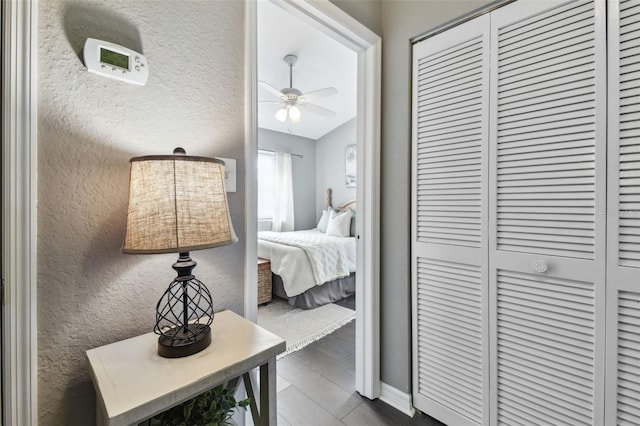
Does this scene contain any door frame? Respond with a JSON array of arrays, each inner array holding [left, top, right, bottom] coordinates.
[[244, 0, 382, 399], [1, 0, 38, 424]]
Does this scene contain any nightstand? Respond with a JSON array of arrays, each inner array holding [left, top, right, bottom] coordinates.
[[258, 258, 272, 305], [87, 310, 285, 426]]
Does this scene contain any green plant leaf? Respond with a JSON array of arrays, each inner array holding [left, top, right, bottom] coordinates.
[[204, 399, 218, 421], [150, 384, 247, 426], [182, 398, 195, 420], [196, 393, 208, 406]]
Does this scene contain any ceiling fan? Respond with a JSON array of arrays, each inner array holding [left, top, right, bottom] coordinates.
[[259, 54, 337, 123]]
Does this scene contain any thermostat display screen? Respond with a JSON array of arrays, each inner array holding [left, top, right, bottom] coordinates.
[[100, 48, 129, 70]]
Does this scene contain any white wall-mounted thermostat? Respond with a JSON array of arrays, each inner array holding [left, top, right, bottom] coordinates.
[[83, 38, 149, 86]]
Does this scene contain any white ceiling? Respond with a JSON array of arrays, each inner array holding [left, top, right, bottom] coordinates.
[[257, 1, 357, 140]]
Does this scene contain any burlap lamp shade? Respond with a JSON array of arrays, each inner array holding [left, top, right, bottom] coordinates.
[[123, 154, 236, 253]]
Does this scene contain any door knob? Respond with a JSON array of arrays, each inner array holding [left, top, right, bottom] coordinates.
[[532, 260, 548, 273]]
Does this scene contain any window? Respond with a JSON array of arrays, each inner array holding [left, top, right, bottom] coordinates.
[[257, 150, 275, 219]]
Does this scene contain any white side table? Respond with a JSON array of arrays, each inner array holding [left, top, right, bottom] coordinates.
[[87, 310, 285, 426]]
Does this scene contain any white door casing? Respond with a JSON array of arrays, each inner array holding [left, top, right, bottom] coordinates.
[[2, 0, 38, 424]]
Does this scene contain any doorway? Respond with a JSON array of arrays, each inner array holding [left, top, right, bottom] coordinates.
[[244, 0, 381, 399], [254, 0, 358, 365]]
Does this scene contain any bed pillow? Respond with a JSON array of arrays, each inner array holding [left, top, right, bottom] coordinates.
[[317, 209, 331, 232], [326, 210, 351, 237]]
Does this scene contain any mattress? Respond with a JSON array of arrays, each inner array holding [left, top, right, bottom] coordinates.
[[257, 229, 356, 297]]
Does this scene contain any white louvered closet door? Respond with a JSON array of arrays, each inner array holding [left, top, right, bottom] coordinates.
[[606, 1, 640, 424], [489, 1, 606, 425], [411, 15, 489, 426]]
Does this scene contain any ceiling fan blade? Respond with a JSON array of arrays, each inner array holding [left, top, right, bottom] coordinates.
[[258, 100, 284, 105], [299, 103, 337, 117], [259, 81, 286, 100], [299, 87, 337, 102]]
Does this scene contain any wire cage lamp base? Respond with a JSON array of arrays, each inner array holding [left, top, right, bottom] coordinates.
[[155, 252, 214, 358]]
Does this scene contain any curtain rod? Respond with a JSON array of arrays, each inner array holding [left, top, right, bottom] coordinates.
[[258, 148, 303, 159]]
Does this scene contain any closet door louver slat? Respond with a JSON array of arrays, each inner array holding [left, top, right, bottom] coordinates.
[[606, 1, 640, 425], [490, 1, 606, 425], [412, 14, 489, 426], [497, 271, 595, 425], [495, 1, 597, 260], [615, 292, 640, 426], [415, 35, 484, 247], [416, 259, 483, 425], [618, 0, 640, 268]]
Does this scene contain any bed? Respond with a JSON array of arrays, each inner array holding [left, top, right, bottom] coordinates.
[[258, 194, 356, 309]]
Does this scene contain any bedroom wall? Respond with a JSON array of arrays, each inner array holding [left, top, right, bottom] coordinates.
[[330, 0, 495, 394], [37, 1, 245, 423], [258, 128, 317, 230], [315, 117, 357, 217], [330, 0, 382, 36]]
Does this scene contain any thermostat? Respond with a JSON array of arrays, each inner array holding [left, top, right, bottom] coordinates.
[[83, 38, 149, 86]]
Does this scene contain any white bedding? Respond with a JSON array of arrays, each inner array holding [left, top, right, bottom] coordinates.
[[257, 229, 356, 297]]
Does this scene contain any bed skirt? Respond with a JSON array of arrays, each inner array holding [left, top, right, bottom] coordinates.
[[272, 272, 355, 310]]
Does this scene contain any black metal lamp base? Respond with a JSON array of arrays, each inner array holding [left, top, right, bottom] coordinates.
[[157, 324, 212, 358], [154, 252, 215, 358]]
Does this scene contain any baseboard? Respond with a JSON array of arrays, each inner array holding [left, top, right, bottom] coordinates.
[[379, 382, 416, 418]]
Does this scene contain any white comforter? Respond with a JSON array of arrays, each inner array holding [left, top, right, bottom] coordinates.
[[257, 229, 356, 297]]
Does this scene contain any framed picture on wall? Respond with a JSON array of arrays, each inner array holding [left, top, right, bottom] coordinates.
[[345, 144, 356, 188]]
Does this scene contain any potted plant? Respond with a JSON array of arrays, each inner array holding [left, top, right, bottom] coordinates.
[[149, 384, 250, 426]]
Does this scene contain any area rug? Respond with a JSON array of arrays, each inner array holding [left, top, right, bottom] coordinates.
[[257, 298, 355, 358]]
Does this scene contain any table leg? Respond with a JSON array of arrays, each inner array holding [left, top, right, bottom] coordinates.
[[96, 399, 107, 426], [260, 358, 277, 426], [243, 371, 260, 423]]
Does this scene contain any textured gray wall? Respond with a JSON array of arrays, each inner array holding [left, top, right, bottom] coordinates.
[[258, 128, 317, 230], [37, 1, 245, 423], [315, 118, 357, 216], [330, 0, 494, 394]]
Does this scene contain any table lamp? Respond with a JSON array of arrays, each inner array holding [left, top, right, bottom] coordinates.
[[122, 147, 237, 358]]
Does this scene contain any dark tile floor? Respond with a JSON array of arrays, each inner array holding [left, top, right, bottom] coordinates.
[[275, 296, 444, 426]]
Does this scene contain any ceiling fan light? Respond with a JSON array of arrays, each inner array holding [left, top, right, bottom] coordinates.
[[289, 105, 301, 123], [275, 107, 288, 122]]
